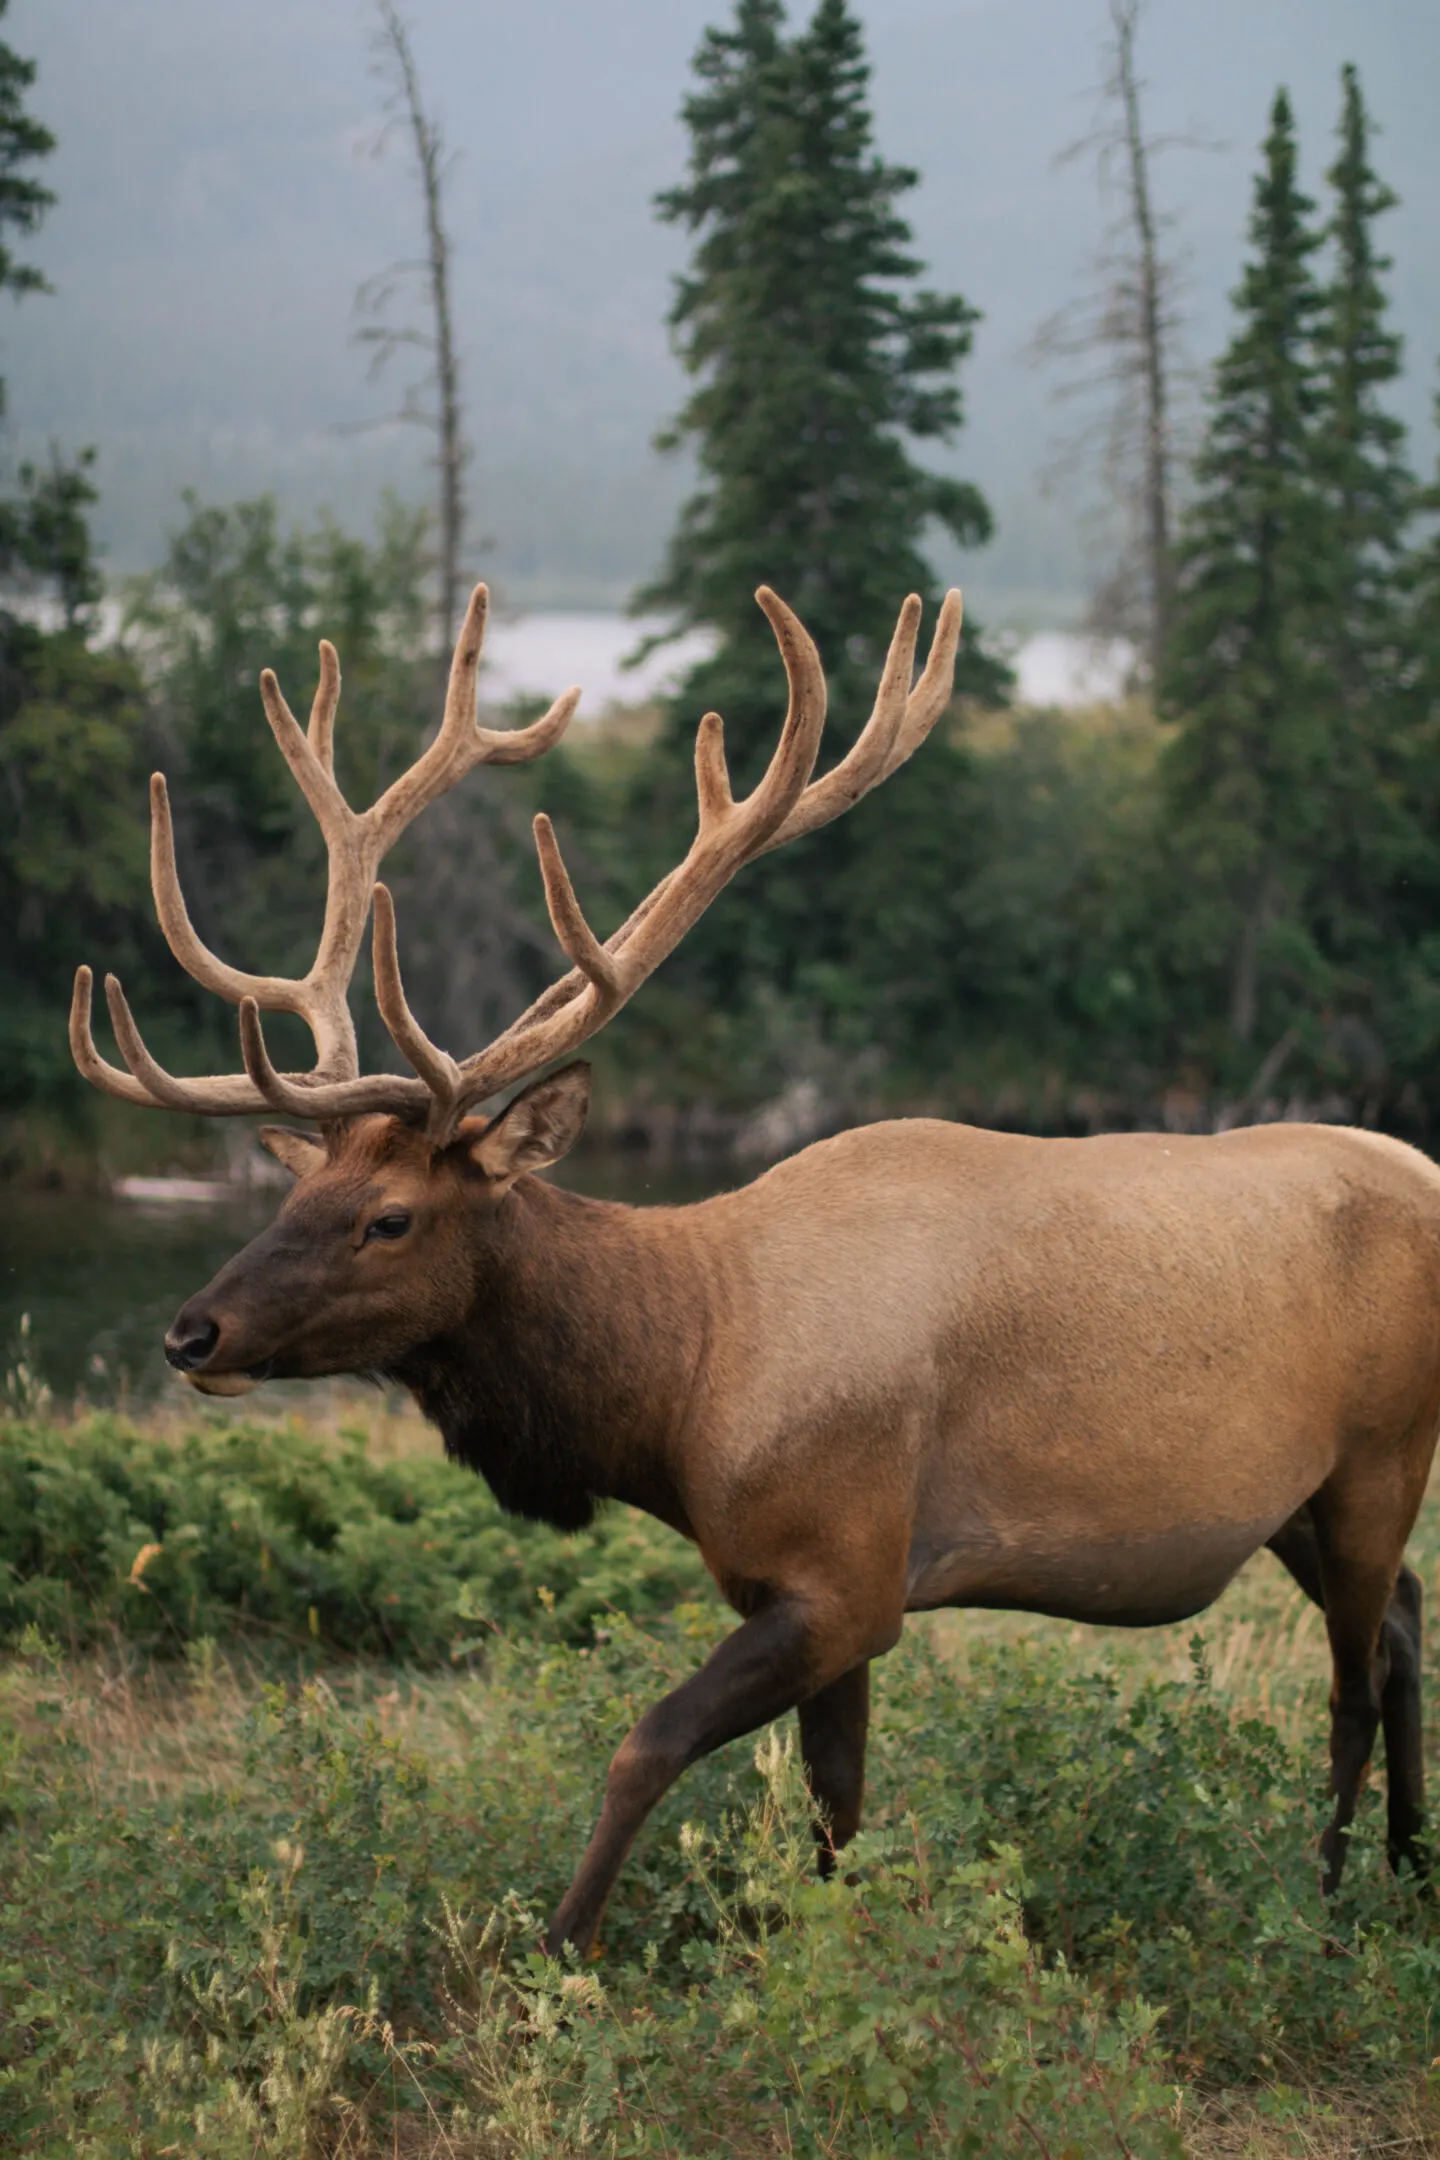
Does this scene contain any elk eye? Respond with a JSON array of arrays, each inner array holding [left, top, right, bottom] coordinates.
[[365, 1211, 412, 1243]]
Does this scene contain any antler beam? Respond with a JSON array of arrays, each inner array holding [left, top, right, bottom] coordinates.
[[72, 583, 963, 1139], [73, 584, 576, 1119]]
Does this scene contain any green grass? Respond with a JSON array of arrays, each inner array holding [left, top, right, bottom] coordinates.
[[1, 1410, 1438, 2157]]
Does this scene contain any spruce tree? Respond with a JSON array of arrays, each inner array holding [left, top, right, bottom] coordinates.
[[1313, 64, 1413, 699], [640, 0, 1003, 778], [621, 0, 1002, 1096], [0, 0, 54, 339], [1294, 65, 1430, 1062], [1159, 90, 1330, 1058]]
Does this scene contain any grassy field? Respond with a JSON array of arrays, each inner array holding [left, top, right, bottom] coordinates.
[[1, 1399, 1438, 2157]]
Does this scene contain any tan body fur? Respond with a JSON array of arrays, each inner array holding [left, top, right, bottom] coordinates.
[[165, 1102, 1437, 1952], [73, 583, 1434, 1956], [506, 1116, 1440, 1651]]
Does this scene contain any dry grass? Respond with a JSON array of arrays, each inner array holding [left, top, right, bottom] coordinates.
[[1186, 2082, 1440, 2159], [6, 1432, 1439, 2157]]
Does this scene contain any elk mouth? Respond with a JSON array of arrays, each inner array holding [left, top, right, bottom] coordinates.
[[181, 1358, 275, 1398]]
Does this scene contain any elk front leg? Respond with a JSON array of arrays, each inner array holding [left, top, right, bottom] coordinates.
[[798, 1661, 870, 1871], [544, 1599, 882, 1958]]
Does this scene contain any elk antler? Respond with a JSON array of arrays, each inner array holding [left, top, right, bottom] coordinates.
[[72, 583, 963, 1139]]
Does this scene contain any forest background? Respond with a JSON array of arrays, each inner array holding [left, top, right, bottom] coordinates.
[[3, 0, 1440, 1179]]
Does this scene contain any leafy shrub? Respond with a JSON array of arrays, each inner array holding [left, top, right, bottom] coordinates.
[[2, 1612, 1438, 2154], [486, 1734, 1183, 2158], [869, 1634, 1440, 2084], [0, 1412, 713, 1661]]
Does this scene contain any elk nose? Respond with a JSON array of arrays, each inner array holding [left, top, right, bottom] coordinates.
[[164, 1313, 220, 1372]]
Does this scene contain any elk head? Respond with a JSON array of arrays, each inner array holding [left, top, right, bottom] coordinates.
[[71, 582, 963, 1396]]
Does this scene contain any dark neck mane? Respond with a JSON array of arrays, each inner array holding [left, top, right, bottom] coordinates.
[[390, 1177, 704, 1535]]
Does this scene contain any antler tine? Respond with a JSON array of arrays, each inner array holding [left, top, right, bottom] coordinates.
[[236, 994, 430, 1122], [70, 967, 166, 1109], [532, 817, 624, 1004], [258, 667, 352, 839], [693, 713, 735, 831], [308, 639, 341, 777], [371, 883, 463, 1106], [149, 773, 311, 1015], [365, 584, 582, 856], [757, 588, 961, 856], [736, 588, 827, 838], [102, 974, 263, 1113], [891, 585, 964, 766], [435, 586, 827, 1123]]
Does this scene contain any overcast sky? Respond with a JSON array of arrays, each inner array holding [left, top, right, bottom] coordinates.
[[6, 0, 1438, 626]]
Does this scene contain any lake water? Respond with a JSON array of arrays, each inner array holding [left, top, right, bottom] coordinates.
[[479, 613, 1133, 713], [0, 1159, 729, 1410]]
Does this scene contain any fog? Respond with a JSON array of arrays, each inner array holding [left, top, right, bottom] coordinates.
[[7, 0, 1438, 625]]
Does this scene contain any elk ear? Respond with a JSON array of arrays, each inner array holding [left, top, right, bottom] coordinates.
[[470, 1062, 591, 1183], [259, 1126, 328, 1180]]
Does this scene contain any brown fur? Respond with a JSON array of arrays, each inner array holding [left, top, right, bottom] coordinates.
[[163, 1084, 1439, 1953]]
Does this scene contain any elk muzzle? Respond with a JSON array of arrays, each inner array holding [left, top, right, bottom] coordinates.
[[164, 1306, 264, 1396]]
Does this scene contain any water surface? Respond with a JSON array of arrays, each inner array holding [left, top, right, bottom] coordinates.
[[0, 1157, 729, 1409]]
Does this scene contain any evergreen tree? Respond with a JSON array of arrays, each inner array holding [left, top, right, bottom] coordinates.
[[1159, 90, 1331, 1060], [621, 0, 1003, 1097], [641, 0, 1004, 776], [1292, 65, 1432, 1082], [1313, 64, 1413, 699], [0, 0, 53, 330]]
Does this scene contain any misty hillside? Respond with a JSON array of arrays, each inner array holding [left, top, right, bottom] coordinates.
[[6, 0, 1437, 624]]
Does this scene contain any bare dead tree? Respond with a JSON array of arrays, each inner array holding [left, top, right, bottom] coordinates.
[[355, 1, 468, 661], [1032, 0, 1213, 682]]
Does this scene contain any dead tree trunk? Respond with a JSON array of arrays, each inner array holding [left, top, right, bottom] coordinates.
[[1111, 0, 1172, 677], [361, 2, 468, 662], [1031, 0, 1205, 682]]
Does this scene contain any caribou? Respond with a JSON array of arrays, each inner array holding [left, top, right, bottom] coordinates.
[[72, 584, 1433, 1955]]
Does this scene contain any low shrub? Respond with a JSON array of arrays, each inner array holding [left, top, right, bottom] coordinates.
[[2, 1614, 1437, 2154], [0, 1412, 713, 1661]]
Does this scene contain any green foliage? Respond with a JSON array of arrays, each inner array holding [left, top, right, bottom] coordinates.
[[498, 1740, 1182, 2158], [644, 0, 1002, 756], [623, 0, 1012, 1102], [0, 0, 54, 325], [1158, 90, 1332, 1067], [2, 1596, 1437, 2154], [1155, 74, 1440, 1111], [1314, 64, 1414, 691], [0, 1413, 714, 1661], [0, 620, 159, 1110]]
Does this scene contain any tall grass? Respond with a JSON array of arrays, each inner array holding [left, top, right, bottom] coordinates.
[[1, 1411, 1438, 2156]]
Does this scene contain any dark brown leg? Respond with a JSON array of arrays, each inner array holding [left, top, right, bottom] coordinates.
[[1379, 1564, 1426, 1877], [1270, 1489, 1427, 1892], [544, 1599, 889, 1957], [798, 1661, 870, 1872]]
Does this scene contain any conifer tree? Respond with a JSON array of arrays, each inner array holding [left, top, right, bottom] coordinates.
[[0, 0, 53, 329], [641, 0, 1003, 780], [1291, 65, 1430, 1050], [1313, 64, 1413, 701], [619, 0, 1004, 1094], [1159, 90, 1330, 1056]]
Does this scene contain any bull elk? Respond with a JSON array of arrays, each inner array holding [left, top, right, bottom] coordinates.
[[72, 583, 1433, 1955]]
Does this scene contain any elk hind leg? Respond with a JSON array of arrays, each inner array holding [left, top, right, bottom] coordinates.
[[1269, 1510, 1427, 1881], [798, 1661, 870, 1873]]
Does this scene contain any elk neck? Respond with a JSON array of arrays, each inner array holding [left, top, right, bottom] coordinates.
[[389, 1174, 711, 1537]]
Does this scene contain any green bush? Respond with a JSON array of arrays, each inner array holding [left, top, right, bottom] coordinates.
[[1, 1615, 1437, 2153], [0, 1412, 713, 1661]]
